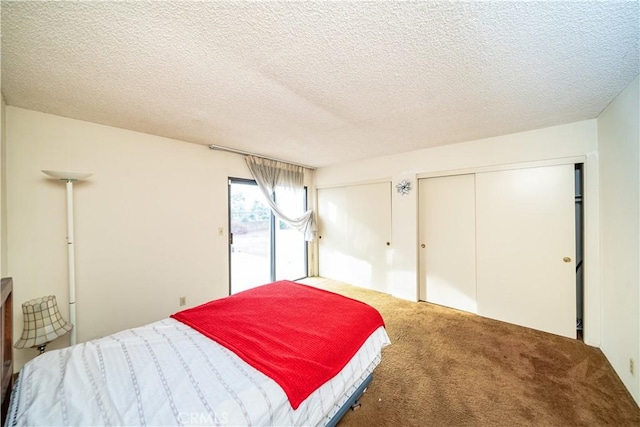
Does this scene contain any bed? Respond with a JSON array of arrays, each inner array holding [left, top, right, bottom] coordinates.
[[5, 280, 390, 426]]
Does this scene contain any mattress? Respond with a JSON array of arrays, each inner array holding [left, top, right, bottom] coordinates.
[[8, 318, 390, 426]]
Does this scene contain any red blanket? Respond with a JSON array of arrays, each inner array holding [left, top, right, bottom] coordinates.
[[171, 281, 385, 409]]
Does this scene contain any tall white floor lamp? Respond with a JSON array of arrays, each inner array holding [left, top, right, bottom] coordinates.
[[42, 170, 92, 346]]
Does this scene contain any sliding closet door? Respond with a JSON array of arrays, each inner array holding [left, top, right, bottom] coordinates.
[[317, 187, 349, 283], [317, 182, 392, 292], [346, 182, 392, 292], [418, 174, 477, 313], [476, 165, 576, 338]]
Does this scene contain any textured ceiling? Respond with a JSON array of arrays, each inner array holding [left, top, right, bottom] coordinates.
[[1, 1, 638, 168]]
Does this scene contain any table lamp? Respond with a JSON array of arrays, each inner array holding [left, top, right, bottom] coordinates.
[[14, 295, 73, 354]]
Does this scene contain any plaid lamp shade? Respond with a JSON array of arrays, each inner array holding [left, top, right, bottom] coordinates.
[[14, 295, 73, 349]]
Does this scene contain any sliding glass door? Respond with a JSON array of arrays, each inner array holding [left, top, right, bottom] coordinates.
[[229, 178, 307, 294], [229, 179, 271, 293], [274, 186, 307, 281]]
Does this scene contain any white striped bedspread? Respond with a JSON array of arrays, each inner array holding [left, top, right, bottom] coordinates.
[[8, 318, 391, 426]]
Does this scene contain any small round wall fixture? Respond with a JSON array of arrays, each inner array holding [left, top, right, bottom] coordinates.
[[396, 179, 411, 195]]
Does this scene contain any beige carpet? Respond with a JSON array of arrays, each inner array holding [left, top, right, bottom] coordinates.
[[299, 278, 640, 426]]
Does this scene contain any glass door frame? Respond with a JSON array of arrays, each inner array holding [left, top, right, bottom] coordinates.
[[228, 177, 308, 295]]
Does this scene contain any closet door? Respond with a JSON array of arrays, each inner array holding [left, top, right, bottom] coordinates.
[[476, 165, 576, 338], [317, 187, 349, 283], [418, 174, 477, 313], [345, 182, 392, 292], [317, 182, 392, 292]]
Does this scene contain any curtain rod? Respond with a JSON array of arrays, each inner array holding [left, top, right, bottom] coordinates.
[[208, 144, 316, 170]]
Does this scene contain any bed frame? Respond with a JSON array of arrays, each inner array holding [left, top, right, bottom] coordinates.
[[327, 373, 372, 427], [1, 277, 13, 427]]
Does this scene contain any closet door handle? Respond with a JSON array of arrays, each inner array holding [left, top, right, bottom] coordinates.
[[563, 257, 571, 263], [421, 244, 426, 248]]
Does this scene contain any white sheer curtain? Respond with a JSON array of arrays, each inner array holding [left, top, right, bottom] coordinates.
[[245, 156, 316, 241]]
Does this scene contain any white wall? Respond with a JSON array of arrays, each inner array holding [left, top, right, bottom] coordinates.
[[316, 120, 601, 346], [1, 96, 7, 276], [6, 107, 254, 370], [598, 75, 640, 404]]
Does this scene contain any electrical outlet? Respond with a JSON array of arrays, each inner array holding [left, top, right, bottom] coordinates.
[[630, 358, 635, 375], [179, 296, 186, 306]]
